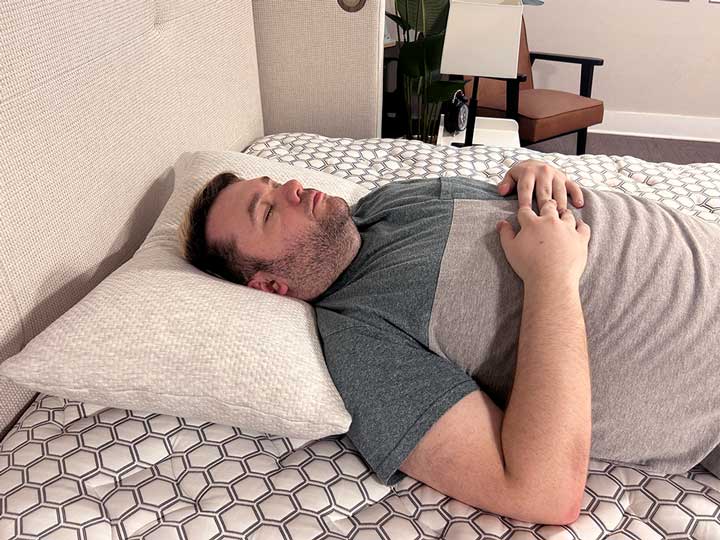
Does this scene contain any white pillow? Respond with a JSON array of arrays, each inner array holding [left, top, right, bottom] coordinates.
[[0, 150, 370, 439]]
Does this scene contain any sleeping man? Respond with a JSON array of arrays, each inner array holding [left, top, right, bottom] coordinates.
[[179, 159, 720, 526]]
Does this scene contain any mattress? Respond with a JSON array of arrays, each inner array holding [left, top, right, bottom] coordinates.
[[1, 134, 719, 539]]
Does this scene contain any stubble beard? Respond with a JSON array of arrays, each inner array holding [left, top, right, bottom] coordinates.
[[270, 197, 358, 299]]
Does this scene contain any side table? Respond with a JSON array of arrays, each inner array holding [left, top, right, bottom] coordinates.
[[436, 114, 521, 148]]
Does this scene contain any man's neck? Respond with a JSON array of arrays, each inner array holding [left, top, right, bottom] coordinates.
[[307, 229, 362, 303]]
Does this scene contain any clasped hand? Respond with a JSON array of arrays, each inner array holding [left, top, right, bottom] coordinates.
[[496, 160, 591, 286]]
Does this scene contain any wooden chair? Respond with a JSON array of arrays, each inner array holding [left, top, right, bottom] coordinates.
[[465, 17, 604, 155]]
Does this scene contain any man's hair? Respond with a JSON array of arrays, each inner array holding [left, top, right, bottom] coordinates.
[[178, 172, 270, 285]]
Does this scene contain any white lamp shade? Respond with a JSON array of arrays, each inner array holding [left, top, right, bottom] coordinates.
[[440, 0, 524, 79]]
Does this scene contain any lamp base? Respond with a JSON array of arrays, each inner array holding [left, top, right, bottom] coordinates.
[[463, 76, 481, 146], [451, 142, 479, 148]]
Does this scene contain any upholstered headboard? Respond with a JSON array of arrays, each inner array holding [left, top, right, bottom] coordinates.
[[0, 0, 383, 437]]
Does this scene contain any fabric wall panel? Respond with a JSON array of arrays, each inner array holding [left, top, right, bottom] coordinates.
[[0, 0, 264, 437], [253, 0, 383, 140]]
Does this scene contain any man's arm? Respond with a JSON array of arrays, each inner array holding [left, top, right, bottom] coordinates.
[[498, 198, 592, 517], [502, 277, 591, 519], [400, 199, 591, 525]]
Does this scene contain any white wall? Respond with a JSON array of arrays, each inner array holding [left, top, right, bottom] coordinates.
[[522, 0, 720, 142]]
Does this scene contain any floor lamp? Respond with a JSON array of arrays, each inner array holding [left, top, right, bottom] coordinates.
[[440, 0, 528, 147]]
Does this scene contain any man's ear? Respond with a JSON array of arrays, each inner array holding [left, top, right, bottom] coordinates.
[[247, 272, 289, 296]]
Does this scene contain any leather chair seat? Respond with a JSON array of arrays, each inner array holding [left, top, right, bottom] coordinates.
[[476, 88, 604, 143]]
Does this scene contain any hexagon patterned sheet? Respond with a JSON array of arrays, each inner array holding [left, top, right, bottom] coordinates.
[[1, 133, 720, 540]]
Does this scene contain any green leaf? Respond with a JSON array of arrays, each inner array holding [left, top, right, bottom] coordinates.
[[396, 0, 449, 34], [398, 40, 424, 78], [423, 32, 446, 72], [427, 80, 467, 103], [385, 12, 410, 32], [428, 1, 450, 35], [398, 32, 446, 78]]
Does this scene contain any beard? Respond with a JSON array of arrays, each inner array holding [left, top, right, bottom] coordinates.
[[266, 197, 358, 299]]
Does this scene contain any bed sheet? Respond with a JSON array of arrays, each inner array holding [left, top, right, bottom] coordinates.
[[1, 134, 719, 540]]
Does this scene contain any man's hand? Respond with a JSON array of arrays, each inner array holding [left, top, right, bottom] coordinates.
[[496, 199, 591, 287], [499, 160, 584, 212]]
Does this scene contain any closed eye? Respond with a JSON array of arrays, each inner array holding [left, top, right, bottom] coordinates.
[[265, 206, 273, 222]]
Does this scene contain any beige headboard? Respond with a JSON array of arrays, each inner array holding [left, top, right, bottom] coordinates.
[[0, 0, 383, 437]]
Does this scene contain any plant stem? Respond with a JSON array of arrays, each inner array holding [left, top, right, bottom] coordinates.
[[415, 0, 420, 36], [431, 102, 439, 141], [423, 66, 429, 141], [404, 76, 413, 139]]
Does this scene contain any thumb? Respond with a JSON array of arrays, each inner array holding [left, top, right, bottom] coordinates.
[[496, 220, 515, 247]]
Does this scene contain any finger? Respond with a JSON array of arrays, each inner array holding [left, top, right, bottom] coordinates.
[[517, 206, 537, 228], [539, 199, 559, 218], [533, 169, 554, 211], [516, 173, 535, 210], [567, 181, 584, 208], [577, 217, 591, 239], [498, 171, 516, 196], [559, 207, 576, 227], [553, 175, 568, 212], [496, 220, 516, 249]]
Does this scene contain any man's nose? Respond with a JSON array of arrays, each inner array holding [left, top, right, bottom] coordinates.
[[282, 179, 304, 205]]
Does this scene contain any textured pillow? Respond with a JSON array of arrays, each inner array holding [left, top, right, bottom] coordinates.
[[0, 150, 370, 439]]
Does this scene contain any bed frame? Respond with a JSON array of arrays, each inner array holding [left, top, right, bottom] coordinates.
[[0, 0, 384, 438]]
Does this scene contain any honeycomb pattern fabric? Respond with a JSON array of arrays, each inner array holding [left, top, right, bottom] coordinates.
[[2, 135, 720, 538], [1, 396, 719, 539]]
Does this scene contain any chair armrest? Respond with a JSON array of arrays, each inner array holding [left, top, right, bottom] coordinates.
[[530, 53, 604, 99], [485, 74, 528, 84], [530, 52, 604, 67]]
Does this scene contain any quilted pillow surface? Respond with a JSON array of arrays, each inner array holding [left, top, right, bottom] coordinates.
[[0, 150, 371, 438]]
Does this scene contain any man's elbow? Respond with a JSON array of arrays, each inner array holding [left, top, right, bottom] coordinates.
[[527, 472, 586, 525], [549, 445, 589, 524], [527, 491, 582, 526], [556, 496, 583, 525], [549, 476, 586, 525], [498, 474, 585, 525]]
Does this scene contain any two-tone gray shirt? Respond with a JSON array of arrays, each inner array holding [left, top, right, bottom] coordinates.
[[313, 176, 720, 486]]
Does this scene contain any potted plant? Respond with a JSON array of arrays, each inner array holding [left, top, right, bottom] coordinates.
[[387, 0, 467, 143]]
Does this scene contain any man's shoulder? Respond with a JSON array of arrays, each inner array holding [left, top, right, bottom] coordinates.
[[353, 177, 443, 213], [353, 176, 512, 216], [313, 304, 360, 338], [313, 305, 433, 361]]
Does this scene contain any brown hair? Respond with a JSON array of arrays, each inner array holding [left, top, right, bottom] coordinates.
[[178, 172, 268, 285]]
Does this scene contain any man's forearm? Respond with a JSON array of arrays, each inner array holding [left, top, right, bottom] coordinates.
[[501, 279, 591, 512]]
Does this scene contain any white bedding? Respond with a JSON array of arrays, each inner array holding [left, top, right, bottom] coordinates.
[[1, 133, 719, 539]]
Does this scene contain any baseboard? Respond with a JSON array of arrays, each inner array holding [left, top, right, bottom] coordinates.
[[589, 110, 720, 143]]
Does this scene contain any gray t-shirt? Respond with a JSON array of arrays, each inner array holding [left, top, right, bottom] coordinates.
[[314, 176, 720, 486]]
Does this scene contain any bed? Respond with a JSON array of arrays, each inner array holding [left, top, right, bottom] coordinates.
[[1, 2, 719, 539]]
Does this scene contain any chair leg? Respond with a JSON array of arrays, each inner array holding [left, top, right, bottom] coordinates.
[[577, 128, 588, 155]]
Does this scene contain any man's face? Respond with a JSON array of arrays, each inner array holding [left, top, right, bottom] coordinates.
[[205, 176, 358, 299]]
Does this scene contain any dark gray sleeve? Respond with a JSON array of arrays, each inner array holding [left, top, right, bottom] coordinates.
[[321, 325, 479, 486]]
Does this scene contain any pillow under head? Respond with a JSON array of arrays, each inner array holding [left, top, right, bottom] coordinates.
[[0, 150, 370, 439]]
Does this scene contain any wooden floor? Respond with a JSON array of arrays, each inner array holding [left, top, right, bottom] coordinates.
[[527, 132, 720, 165]]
